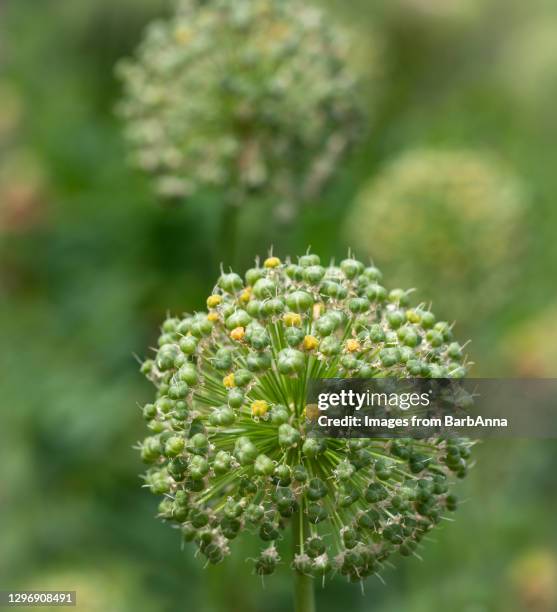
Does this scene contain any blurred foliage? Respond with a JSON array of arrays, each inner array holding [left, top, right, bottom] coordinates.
[[0, 0, 556, 611]]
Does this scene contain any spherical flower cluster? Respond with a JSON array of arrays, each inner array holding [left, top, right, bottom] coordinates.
[[344, 148, 524, 324], [138, 252, 472, 581], [117, 0, 363, 205]]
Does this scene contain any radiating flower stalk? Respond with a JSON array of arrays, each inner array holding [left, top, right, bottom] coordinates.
[[117, 0, 364, 264], [138, 252, 473, 611]]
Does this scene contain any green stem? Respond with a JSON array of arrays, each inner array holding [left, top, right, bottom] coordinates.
[[292, 510, 316, 612]]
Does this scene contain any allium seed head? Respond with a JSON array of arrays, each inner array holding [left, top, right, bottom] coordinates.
[[117, 0, 364, 207], [139, 251, 473, 579], [345, 148, 525, 324]]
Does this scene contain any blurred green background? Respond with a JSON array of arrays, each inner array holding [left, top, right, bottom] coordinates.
[[1, 0, 556, 610]]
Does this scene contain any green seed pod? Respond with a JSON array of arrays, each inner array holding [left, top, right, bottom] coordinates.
[[366, 283, 388, 302], [314, 316, 336, 337], [234, 436, 257, 465], [302, 437, 326, 458], [285, 327, 305, 348], [307, 503, 328, 524], [168, 382, 189, 400], [189, 456, 209, 480], [286, 265, 304, 281], [245, 504, 265, 524], [340, 258, 364, 279], [319, 336, 342, 356], [213, 450, 232, 475], [255, 546, 280, 576], [246, 267, 264, 287], [189, 432, 209, 455], [214, 348, 233, 371], [270, 405, 289, 425], [246, 300, 264, 318], [141, 436, 162, 463], [293, 553, 313, 574], [338, 483, 360, 508], [306, 536, 326, 558], [307, 478, 328, 501], [254, 454, 275, 476], [278, 423, 301, 448], [277, 349, 305, 375], [259, 522, 280, 542], [262, 298, 285, 316], [224, 515, 246, 536], [168, 458, 188, 480], [157, 346, 179, 371], [218, 273, 243, 294], [246, 351, 272, 373], [253, 278, 276, 299], [286, 291, 313, 312], [142, 403, 156, 421], [304, 265, 326, 284], [190, 315, 213, 338], [225, 309, 252, 330], [342, 527, 359, 549], [292, 465, 308, 482], [233, 369, 253, 387], [274, 464, 292, 486], [227, 388, 244, 409], [165, 435, 185, 458], [299, 254, 321, 267], [179, 336, 198, 355], [247, 330, 270, 350], [209, 406, 235, 427]]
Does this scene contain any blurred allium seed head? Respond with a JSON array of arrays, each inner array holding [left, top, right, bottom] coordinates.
[[139, 252, 472, 580], [345, 148, 525, 325], [117, 0, 364, 207]]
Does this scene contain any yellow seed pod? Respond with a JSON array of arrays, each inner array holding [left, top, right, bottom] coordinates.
[[230, 327, 245, 341], [264, 256, 281, 269], [345, 339, 361, 353], [207, 294, 222, 308], [207, 312, 220, 323], [406, 309, 421, 324], [283, 312, 302, 327], [303, 335, 319, 351], [239, 287, 252, 304], [304, 403, 320, 421], [223, 373, 235, 388], [251, 400, 269, 417]]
